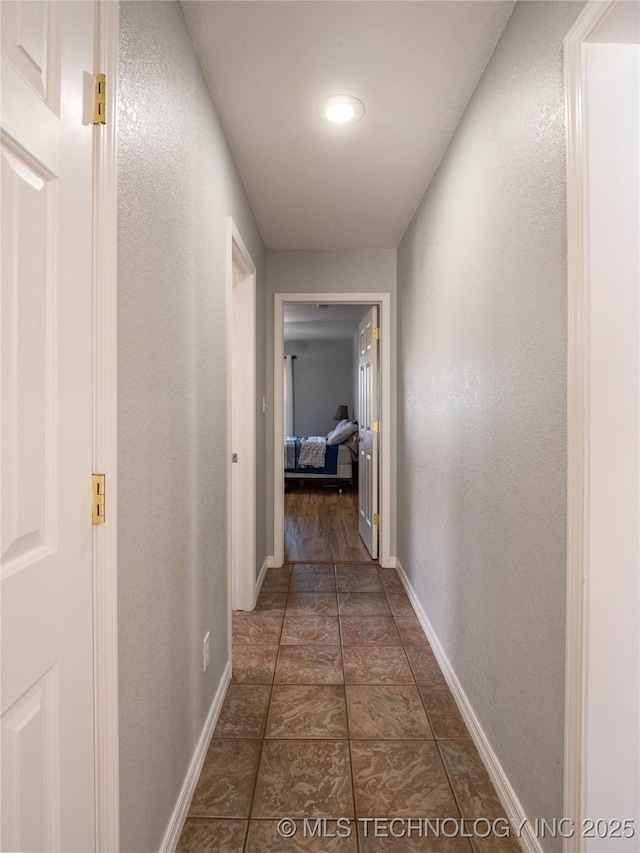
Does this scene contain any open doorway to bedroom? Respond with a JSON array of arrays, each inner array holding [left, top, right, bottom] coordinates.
[[274, 296, 386, 565], [283, 302, 374, 563]]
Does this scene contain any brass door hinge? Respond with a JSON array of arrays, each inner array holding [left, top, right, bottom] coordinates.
[[93, 74, 106, 125], [92, 474, 106, 524], [373, 420, 381, 433], [373, 513, 380, 526], [373, 327, 381, 341]]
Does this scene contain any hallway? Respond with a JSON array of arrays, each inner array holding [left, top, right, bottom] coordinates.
[[178, 563, 522, 852]]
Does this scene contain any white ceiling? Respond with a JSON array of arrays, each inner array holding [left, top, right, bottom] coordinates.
[[284, 303, 369, 342], [181, 1, 514, 250]]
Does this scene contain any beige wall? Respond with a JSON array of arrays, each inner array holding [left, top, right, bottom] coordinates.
[[117, 3, 266, 850], [397, 2, 584, 846]]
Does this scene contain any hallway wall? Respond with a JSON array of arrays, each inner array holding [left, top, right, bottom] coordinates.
[[117, 3, 266, 851], [266, 250, 397, 558], [396, 1, 584, 847]]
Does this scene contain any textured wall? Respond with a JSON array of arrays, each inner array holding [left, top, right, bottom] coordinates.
[[284, 339, 355, 437], [117, 3, 266, 851], [396, 2, 583, 845], [266, 250, 397, 556]]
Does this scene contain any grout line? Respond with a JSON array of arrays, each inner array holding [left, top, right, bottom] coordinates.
[[434, 738, 478, 853], [238, 569, 294, 852], [339, 603, 361, 853]]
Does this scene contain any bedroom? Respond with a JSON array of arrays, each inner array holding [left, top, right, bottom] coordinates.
[[283, 302, 379, 563]]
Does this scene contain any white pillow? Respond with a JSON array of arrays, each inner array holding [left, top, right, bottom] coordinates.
[[327, 419, 358, 445]]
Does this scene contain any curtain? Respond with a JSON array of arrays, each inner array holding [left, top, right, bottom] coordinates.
[[283, 355, 294, 437]]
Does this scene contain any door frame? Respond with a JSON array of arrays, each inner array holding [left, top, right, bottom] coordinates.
[[92, 1, 120, 850], [564, 2, 639, 847], [227, 219, 257, 614], [92, 1, 120, 849], [273, 292, 392, 568]]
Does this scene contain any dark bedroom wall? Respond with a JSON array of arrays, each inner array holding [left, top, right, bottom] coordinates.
[[284, 339, 354, 437]]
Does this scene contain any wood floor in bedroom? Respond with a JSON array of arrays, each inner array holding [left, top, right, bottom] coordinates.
[[284, 482, 374, 563]]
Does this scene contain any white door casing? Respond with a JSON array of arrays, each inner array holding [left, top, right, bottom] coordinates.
[[273, 292, 392, 569], [564, 2, 640, 850], [358, 306, 379, 559], [1, 2, 98, 850], [228, 220, 257, 612]]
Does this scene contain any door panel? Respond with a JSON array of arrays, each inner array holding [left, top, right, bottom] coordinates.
[[1, 3, 96, 850], [358, 306, 379, 559]]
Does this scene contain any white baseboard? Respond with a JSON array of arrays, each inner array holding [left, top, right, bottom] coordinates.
[[255, 556, 271, 601], [159, 659, 232, 853], [395, 560, 542, 853]]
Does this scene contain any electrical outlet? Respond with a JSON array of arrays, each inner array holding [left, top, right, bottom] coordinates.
[[203, 631, 210, 673]]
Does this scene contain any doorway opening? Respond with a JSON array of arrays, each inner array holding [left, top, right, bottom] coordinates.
[[273, 293, 393, 568], [228, 221, 256, 612], [283, 303, 375, 563]]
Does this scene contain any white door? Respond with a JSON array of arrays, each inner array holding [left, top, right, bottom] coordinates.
[[1, 3, 97, 850], [358, 306, 379, 559]]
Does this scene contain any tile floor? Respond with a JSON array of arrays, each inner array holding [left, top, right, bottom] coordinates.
[[178, 563, 523, 852]]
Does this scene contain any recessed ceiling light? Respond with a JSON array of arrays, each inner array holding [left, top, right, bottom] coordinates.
[[317, 95, 365, 125]]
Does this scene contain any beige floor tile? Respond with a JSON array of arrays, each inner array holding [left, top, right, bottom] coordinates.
[[252, 740, 354, 818], [438, 740, 510, 822], [470, 833, 524, 853], [266, 685, 348, 738], [233, 612, 283, 645], [405, 646, 446, 685], [246, 820, 357, 851], [346, 685, 433, 739], [358, 827, 473, 853], [292, 564, 336, 574], [232, 644, 278, 684], [188, 739, 261, 818], [274, 645, 344, 684], [340, 616, 402, 645], [291, 573, 338, 592], [419, 686, 469, 739], [261, 567, 293, 593], [287, 593, 338, 615], [351, 740, 459, 818], [338, 593, 391, 616], [378, 570, 405, 594], [342, 646, 415, 684], [255, 591, 288, 612], [214, 684, 270, 738], [395, 616, 428, 645], [385, 592, 415, 617], [337, 572, 384, 593], [177, 818, 247, 852], [281, 615, 341, 645]]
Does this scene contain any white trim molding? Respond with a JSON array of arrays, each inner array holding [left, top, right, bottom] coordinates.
[[395, 561, 542, 853], [255, 556, 269, 602], [564, 4, 640, 848], [92, 2, 120, 850], [272, 292, 393, 568], [159, 661, 232, 853], [563, 5, 621, 849], [226, 218, 257, 624]]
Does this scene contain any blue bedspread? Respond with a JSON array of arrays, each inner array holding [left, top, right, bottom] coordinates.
[[285, 438, 339, 475]]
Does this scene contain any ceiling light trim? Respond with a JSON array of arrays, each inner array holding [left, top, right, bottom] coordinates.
[[317, 94, 365, 125]]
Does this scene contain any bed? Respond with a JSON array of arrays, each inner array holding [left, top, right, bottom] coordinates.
[[284, 421, 359, 483]]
